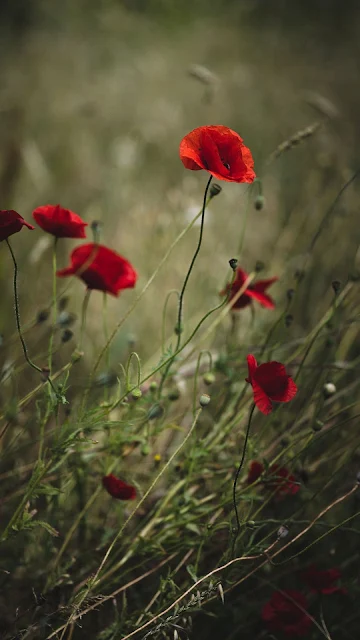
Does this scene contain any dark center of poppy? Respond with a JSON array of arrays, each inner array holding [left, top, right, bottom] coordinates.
[[222, 160, 230, 170]]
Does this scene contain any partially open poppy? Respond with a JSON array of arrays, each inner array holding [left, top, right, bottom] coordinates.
[[179, 125, 255, 183], [0, 209, 34, 241], [301, 565, 346, 595], [262, 590, 311, 637], [32, 204, 87, 238], [102, 474, 136, 500], [246, 354, 298, 415], [221, 267, 277, 310], [56, 243, 137, 296]]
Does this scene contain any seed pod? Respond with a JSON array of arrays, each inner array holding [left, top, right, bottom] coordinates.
[[199, 394, 211, 407]]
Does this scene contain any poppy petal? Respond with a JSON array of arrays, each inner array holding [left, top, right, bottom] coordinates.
[[246, 354, 258, 383], [246, 288, 276, 309], [252, 378, 273, 414]]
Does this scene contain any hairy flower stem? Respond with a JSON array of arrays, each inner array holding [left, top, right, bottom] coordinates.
[[232, 403, 256, 549], [159, 175, 212, 394], [48, 237, 58, 374]]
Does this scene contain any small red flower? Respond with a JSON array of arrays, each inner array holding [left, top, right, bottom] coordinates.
[[0, 209, 34, 241], [246, 354, 298, 415], [262, 590, 311, 637], [32, 204, 87, 238], [221, 267, 278, 310], [56, 243, 137, 296], [247, 461, 300, 496], [102, 474, 136, 500], [179, 125, 255, 183], [301, 565, 346, 595]]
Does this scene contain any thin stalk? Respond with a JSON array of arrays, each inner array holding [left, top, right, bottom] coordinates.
[[232, 403, 256, 539], [48, 237, 58, 374], [158, 176, 212, 394]]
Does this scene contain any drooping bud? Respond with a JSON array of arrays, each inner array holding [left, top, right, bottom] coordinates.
[[254, 194, 265, 210], [131, 388, 142, 400], [285, 314, 293, 328], [203, 372, 215, 386], [209, 183, 222, 198]]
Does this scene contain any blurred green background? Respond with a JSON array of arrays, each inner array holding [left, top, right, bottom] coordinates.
[[1, 0, 360, 366]]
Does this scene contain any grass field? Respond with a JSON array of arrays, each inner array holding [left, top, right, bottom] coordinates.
[[1, 3, 360, 639]]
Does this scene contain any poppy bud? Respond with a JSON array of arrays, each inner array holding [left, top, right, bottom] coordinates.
[[255, 260, 265, 272], [254, 195, 265, 210], [313, 419, 324, 432], [36, 309, 50, 324], [141, 443, 150, 456], [149, 381, 158, 392], [285, 314, 293, 327], [174, 323, 183, 336], [229, 258, 238, 271], [61, 329, 73, 343], [131, 388, 142, 400], [332, 280, 341, 295], [168, 388, 180, 401], [286, 288, 295, 302], [147, 403, 164, 420], [58, 296, 70, 311], [199, 393, 211, 407], [209, 183, 222, 198], [323, 382, 336, 398], [277, 525, 289, 539], [246, 520, 256, 529], [203, 372, 215, 386]]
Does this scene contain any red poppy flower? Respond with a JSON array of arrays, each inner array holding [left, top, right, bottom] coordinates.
[[56, 243, 137, 296], [179, 125, 255, 183], [301, 565, 346, 595], [32, 204, 87, 238], [0, 209, 34, 241], [102, 474, 136, 500], [246, 354, 298, 415], [221, 267, 278, 310], [262, 590, 311, 637], [247, 461, 300, 496]]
